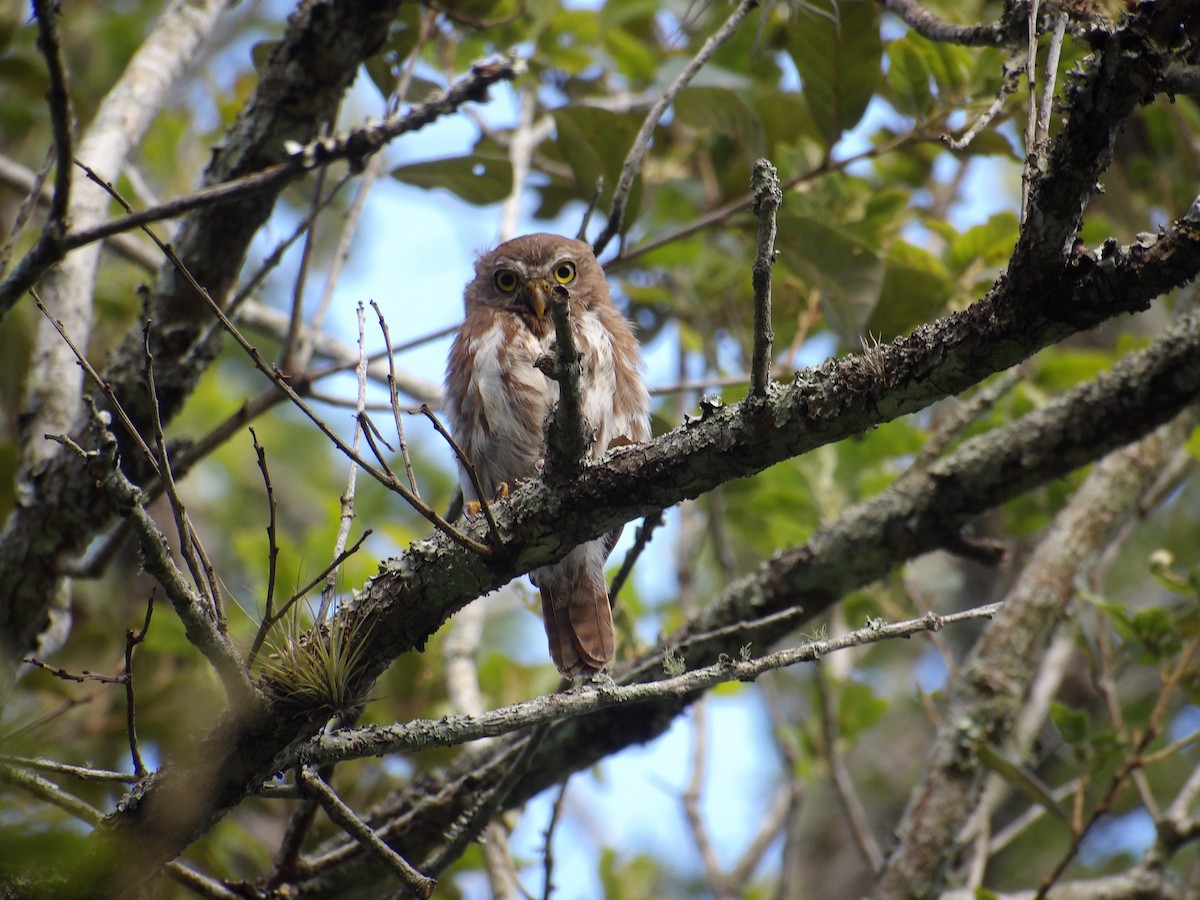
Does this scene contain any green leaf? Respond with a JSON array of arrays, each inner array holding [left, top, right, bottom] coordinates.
[[977, 743, 1070, 825], [942, 212, 1019, 273], [868, 241, 950, 339], [390, 153, 513, 205], [552, 105, 640, 217], [777, 214, 884, 342], [1050, 700, 1091, 746], [790, 0, 882, 150], [839, 679, 888, 741], [886, 38, 934, 117], [674, 86, 765, 156]]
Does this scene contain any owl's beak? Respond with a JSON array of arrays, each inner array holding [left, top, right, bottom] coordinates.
[[526, 280, 549, 320]]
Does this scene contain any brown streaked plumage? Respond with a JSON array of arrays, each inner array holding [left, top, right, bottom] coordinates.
[[445, 233, 650, 676]]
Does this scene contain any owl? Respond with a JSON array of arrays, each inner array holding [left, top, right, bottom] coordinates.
[[445, 233, 651, 677]]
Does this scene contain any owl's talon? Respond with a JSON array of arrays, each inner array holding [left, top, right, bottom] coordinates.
[[494, 482, 510, 501], [464, 500, 482, 517]]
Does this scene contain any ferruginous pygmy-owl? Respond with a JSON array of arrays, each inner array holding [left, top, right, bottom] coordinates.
[[445, 233, 650, 677]]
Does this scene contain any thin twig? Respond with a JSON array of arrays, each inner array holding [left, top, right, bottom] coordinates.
[[144, 314, 221, 617], [814, 664, 885, 872], [32, 288, 161, 479], [280, 533, 373, 627], [0, 763, 102, 825], [227, 175, 352, 314], [1035, 635, 1200, 898], [51, 402, 254, 705], [682, 701, 729, 897], [944, 55, 1024, 151], [0, 755, 139, 784], [280, 121, 334, 372], [298, 765, 437, 899], [246, 429, 281, 669], [608, 512, 663, 604], [0, 148, 56, 281], [32, 0, 72, 243], [420, 404, 503, 545], [371, 300, 420, 497], [749, 159, 781, 399], [592, 0, 761, 255], [124, 593, 154, 778], [610, 127, 934, 268], [318, 303, 369, 620], [1035, 13, 1069, 172], [21, 658, 124, 685], [299, 604, 1005, 766], [540, 782, 570, 900], [1020, 0, 1041, 224]]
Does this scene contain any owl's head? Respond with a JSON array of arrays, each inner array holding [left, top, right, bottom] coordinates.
[[467, 233, 608, 320]]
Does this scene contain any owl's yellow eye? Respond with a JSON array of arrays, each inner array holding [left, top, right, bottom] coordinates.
[[552, 261, 576, 285], [494, 269, 519, 293]]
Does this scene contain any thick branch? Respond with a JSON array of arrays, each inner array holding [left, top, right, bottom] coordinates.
[[539, 285, 590, 475]]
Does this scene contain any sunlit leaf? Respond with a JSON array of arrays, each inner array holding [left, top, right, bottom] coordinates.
[[390, 153, 513, 205], [790, 0, 882, 149]]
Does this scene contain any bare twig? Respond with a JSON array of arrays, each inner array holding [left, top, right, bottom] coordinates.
[[878, 0, 1012, 46], [371, 300, 420, 497], [1035, 635, 1200, 898], [280, 123, 334, 372], [124, 594, 154, 777], [299, 604, 1004, 767], [246, 429, 281, 669], [0, 762, 102, 825], [610, 127, 934, 268], [1036, 13, 1068, 166], [814, 665, 885, 872], [682, 701, 729, 897], [749, 159, 781, 399], [540, 782, 570, 900], [0, 755, 139, 784], [420, 404, 503, 545], [3, 0, 75, 312], [298, 765, 437, 899], [317, 303, 369, 619], [592, 0, 761, 255], [144, 315, 222, 618], [0, 150, 58, 278], [1020, 0, 1041, 223], [608, 512, 663, 604], [21, 658, 124, 685], [944, 55, 1024, 152], [32, 288, 160, 479]]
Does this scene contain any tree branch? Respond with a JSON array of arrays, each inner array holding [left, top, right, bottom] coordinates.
[[872, 406, 1200, 899], [749, 159, 781, 399]]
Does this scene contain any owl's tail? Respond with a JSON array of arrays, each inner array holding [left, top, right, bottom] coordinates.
[[534, 540, 616, 677]]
